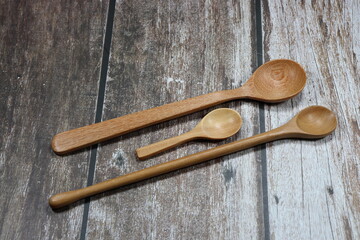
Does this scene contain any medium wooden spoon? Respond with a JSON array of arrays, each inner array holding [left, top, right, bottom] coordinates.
[[52, 59, 306, 155], [136, 108, 242, 160], [49, 106, 335, 209]]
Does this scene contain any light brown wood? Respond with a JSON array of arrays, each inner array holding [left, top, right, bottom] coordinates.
[[49, 106, 336, 209], [136, 108, 242, 160], [51, 59, 306, 155]]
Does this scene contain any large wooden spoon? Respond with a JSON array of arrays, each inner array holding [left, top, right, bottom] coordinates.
[[136, 108, 242, 160], [52, 59, 306, 155], [49, 106, 335, 209]]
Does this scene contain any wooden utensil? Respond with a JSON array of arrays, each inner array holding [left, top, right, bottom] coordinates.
[[136, 108, 242, 160], [51, 59, 306, 155], [49, 106, 336, 209]]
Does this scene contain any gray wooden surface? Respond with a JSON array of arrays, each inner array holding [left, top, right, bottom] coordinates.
[[0, 1, 108, 239], [0, 0, 358, 239], [263, 1, 360, 239], [87, 1, 262, 239]]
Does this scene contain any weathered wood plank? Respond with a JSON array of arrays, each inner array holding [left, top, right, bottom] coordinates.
[[262, 0, 360, 239], [0, 1, 107, 239], [87, 0, 264, 239]]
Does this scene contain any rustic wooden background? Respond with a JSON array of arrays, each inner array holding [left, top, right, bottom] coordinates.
[[0, 0, 359, 239]]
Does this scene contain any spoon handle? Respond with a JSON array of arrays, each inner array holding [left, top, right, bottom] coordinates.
[[136, 131, 200, 160], [49, 127, 286, 209], [52, 89, 245, 155]]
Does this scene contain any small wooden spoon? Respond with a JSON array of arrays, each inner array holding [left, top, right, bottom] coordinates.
[[136, 108, 242, 160], [52, 59, 306, 155], [49, 106, 335, 209]]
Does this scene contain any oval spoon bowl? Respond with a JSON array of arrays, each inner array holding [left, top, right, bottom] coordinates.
[[249, 59, 306, 102], [295, 106, 337, 138], [201, 108, 242, 139]]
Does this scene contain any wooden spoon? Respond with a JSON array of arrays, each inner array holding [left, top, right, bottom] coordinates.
[[136, 108, 242, 160], [49, 106, 335, 209], [52, 59, 306, 155]]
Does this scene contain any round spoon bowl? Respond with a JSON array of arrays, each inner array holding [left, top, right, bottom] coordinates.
[[200, 108, 242, 139], [296, 106, 337, 137], [251, 59, 306, 102]]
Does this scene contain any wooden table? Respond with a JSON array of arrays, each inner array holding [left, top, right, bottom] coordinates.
[[1, 0, 359, 239]]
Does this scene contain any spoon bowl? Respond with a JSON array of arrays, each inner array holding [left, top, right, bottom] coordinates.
[[200, 108, 242, 139], [294, 106, 337, 138], [247, 59, 306, 102]]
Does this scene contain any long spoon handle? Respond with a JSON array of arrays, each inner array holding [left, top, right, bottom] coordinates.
[[52, 89, 245, 155], [49, 127, 286, 209], [136, 131, 200, 160]]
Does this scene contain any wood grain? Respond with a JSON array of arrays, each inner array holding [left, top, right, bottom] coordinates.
[[0, 0, 107, 239], [3, 0, 357, 238], [262, 0, 360, 239], [86, 0, 264, 239], [51, 87, 247, 155]]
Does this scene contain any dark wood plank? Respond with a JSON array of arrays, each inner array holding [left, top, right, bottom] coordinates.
[[262, 0, 360, 239], [0, 1, 108, 238], [86, 0, 264, 239]]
